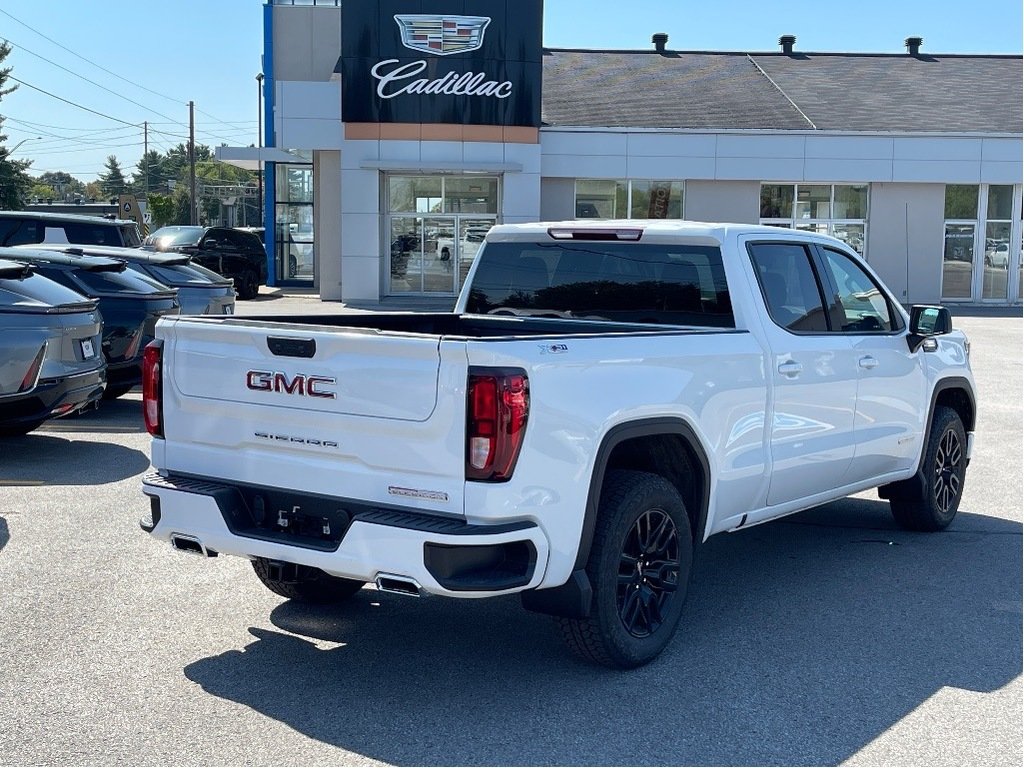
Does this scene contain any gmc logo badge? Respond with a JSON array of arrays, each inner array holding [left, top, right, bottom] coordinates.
[[246, 370, 337, 399]]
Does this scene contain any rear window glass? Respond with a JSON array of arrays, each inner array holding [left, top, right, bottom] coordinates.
[[45, 223, 127, 247], [465, 241, 733, 327], [71, 267, 170, 296], [0, 271, 91, 308], [3, 220, 43, 246], [145, 263, 224, 285]]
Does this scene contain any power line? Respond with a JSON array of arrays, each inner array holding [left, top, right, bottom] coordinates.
[[7, 76, 142, 127], [2, 36, 186, 126]]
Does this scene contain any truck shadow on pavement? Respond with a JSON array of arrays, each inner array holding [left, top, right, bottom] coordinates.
[[0, 434, 149, 486], [183, 498, 1022, 766]]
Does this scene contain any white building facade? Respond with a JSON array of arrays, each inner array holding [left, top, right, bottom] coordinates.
[[221, 1, 1023, 307]]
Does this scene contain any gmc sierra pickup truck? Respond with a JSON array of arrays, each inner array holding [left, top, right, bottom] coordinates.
[[141, 221, 976, 668]]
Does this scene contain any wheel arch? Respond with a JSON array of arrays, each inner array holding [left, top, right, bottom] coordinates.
[[522, 417, 712, 620], [576, 417, 712, 571], [929, 376, 975, 436]]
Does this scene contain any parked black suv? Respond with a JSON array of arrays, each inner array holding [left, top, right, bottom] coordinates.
[[0, 210, 143, 248], [0, 247, 180, 399], [144, 226, 267, 300]]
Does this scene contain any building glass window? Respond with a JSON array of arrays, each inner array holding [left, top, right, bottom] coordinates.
[[982, 185, 1013, 300], [274, 164, 313, 282], [575, 179, 683, 220], [942, 184, 1020, 302], [760, 183, 868, 255], [386, 174, 499, 296]]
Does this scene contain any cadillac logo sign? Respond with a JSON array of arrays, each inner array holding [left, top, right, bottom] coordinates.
[[339, 1, 542, 127], [394, 15, 491, 56]]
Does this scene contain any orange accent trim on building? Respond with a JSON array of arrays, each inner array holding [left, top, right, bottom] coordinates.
[[462, 125, 506, 142], [420, 123, 464, 141], [344, 123, 381, 140], [379, 123, 422, 140], [503, 126, 539, 144]]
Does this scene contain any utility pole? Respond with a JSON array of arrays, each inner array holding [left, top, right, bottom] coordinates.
[[143, 121, 149, 197], [189, 101, 197, 225]]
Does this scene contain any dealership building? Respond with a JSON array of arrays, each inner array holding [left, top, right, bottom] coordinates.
[[218, 1, 1023, 307]]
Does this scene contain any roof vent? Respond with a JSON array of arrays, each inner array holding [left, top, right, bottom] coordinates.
[[778, 35, 797, 54], [652, 32, 669, 53], [905, 36, 924, 56]]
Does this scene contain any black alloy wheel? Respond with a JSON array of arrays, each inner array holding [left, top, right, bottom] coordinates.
[[617, 508, 680, 638], [890, 405, 967, 531], [933, 425, 963, 514], [558, 470, 693, 668]]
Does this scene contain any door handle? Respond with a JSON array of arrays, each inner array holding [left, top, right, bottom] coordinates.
[[777, 361, 803, 377], [858, 356, 879, 370]]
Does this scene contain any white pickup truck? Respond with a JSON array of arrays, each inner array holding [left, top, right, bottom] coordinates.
[[141, 221, 976, 668]]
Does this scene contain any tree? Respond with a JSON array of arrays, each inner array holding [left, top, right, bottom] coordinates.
[[132, 150, 165, 197], [28, 183, 56, 202], [0, 41, 32, 209], [98, 154, 127, 198], [38, 171, 86, 201], [146, 192, 177, 227], [84, 181, 102, 202]]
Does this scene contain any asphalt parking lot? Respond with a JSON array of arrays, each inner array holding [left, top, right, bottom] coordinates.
[[0, 301, 1020, 766]]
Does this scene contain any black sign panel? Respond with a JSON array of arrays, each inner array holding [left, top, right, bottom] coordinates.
[[339, 0, 543, 127]]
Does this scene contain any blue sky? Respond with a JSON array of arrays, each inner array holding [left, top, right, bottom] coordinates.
[[1, 0, 1020, 183]]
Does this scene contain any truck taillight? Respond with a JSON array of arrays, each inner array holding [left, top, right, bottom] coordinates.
[[142, 341, 163, 437], [466, 369, 529, 482]]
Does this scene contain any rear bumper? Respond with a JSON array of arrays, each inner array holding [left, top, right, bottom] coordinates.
[[141, 472, 548, 597], [0, 367, 106, 428]]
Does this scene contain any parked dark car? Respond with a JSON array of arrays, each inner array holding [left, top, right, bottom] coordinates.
[[0, 247, 180, 400], [144, 226, 266, 300], [25, 244, 236, 317], [0, 210, 142, 248], [0, 259, 106, 437]]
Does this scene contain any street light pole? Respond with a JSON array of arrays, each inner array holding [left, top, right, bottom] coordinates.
[[4, 135, 42, 157]]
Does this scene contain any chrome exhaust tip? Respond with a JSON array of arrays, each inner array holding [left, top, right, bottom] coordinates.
[[170, 534, 215, 557], [375, 573, 423, 597]]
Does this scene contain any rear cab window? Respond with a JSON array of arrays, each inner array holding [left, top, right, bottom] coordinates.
[[466, 241, 734, 327]]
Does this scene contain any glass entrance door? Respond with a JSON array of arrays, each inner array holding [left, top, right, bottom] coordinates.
[[388, 215, 494, 295], [386, 174, 499, 297]]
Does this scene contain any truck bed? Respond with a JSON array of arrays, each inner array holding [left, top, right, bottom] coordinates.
[[192, 312, 736, 339]]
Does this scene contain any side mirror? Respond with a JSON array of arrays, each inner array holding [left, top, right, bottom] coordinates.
[[907, 305, 952, 353], [202, 239, 218, 249]]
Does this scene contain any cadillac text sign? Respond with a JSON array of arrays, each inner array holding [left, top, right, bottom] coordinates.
[[339, 1, 542, 127]]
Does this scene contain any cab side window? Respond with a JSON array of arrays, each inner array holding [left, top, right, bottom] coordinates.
[[748, 242, 829, 332], [819, 247, 899, 333]]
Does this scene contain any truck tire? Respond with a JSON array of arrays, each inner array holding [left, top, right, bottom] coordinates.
[[558, 470, 693, 668], [890, 406, 967, 531], [236, 270, 259, 301], [251, 557, 365, 604]]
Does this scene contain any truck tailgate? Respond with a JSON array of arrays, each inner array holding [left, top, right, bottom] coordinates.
[[158, 317, 468, 514]]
